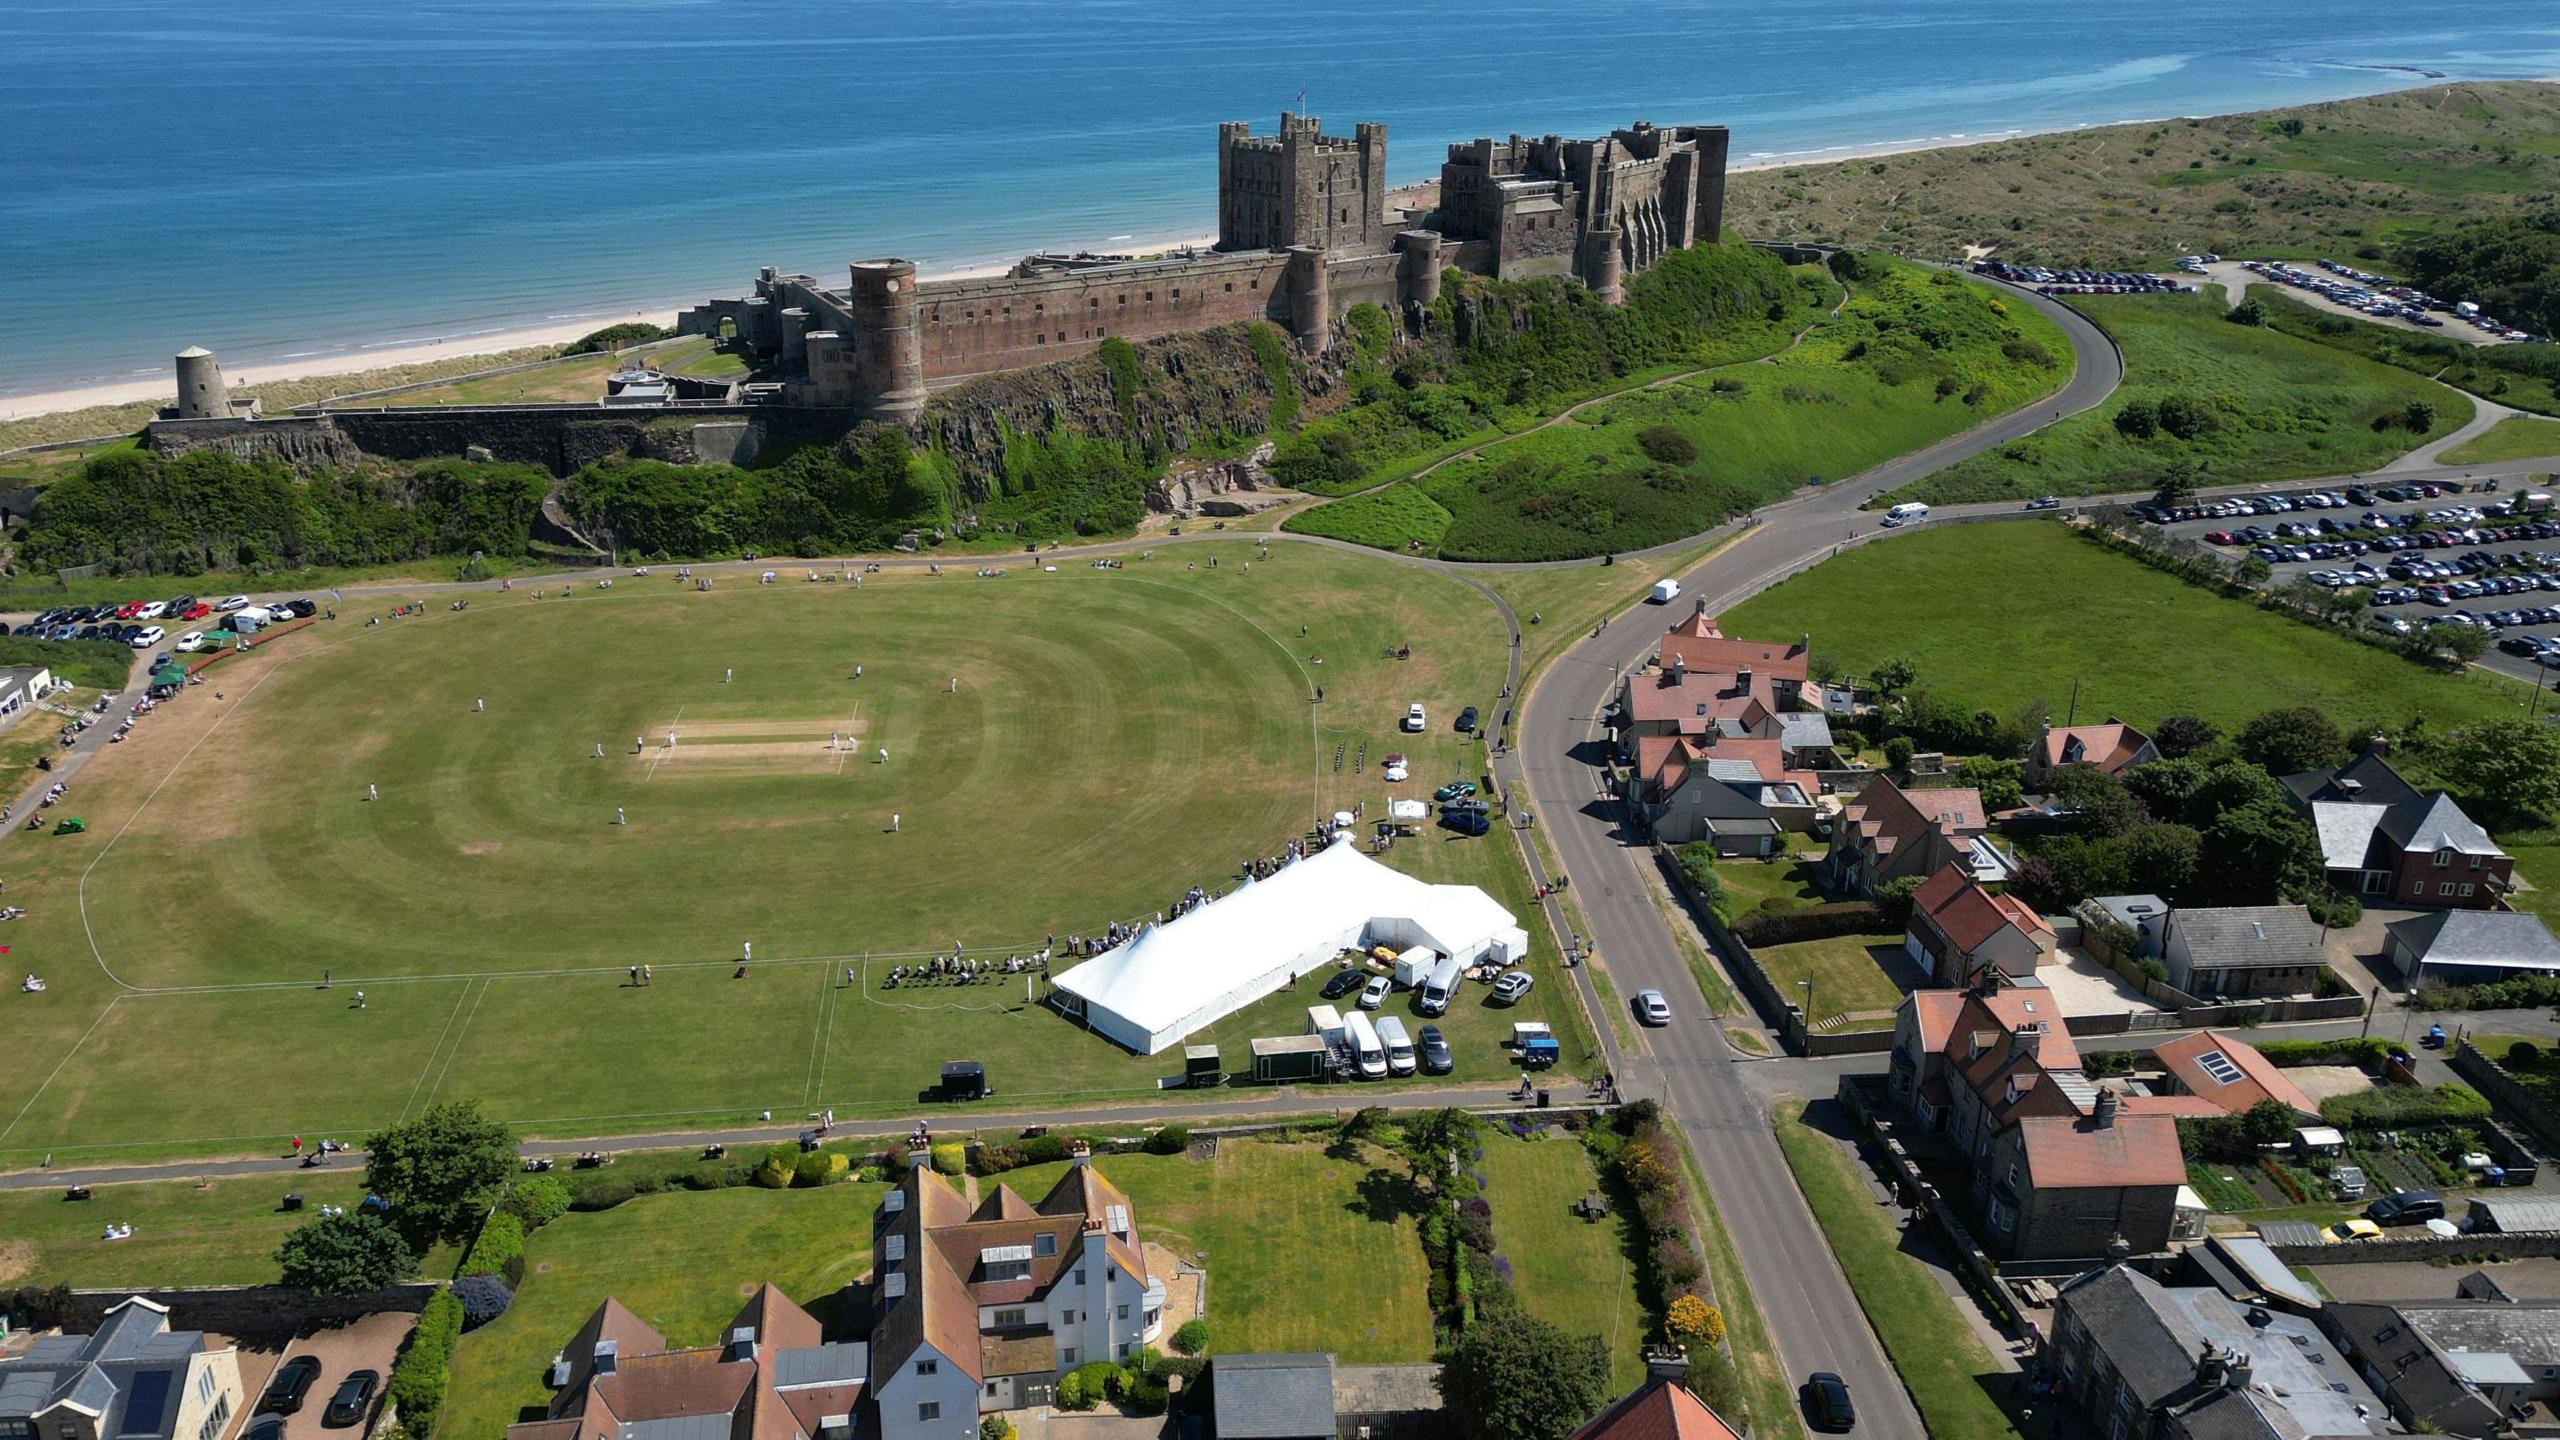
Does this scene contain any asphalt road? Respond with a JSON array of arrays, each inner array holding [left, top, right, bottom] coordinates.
[[1493, 279, 2123, 1440]]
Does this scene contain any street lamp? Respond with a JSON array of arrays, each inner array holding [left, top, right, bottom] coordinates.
[[2399, 988, 2421, 1044], [1799, 978, 1816, 1022]]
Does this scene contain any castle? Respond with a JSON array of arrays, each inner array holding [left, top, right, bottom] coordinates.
[[675, 113, 1730, 424]]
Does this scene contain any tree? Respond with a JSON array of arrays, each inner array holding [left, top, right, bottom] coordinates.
[[2152, 458, 2201, 509], [276, 1211, 416, 1297], [2438, 717, 2560, 827], [2199, 797, 2323, 905], [2226, 299, 2267, 327], [2152, 714, 2219, 760], [1874, 874, 1926, 928], [1437, 1307, 1613, 1440], [2113, 400, 2159, 440], [1171, 1320, 1211, 1357], [2402, 399, 2438, 433], [1882, 737, 1916, 775], [2122, 823, 2202, 898], [2154, 393, 2215, 441], [2235, 707, 2344, 777], [364, 1101, 518, 1250], [2047, 763, 2141, 838], [2423, 621, 2489, 664], [1870, 657, 1917, 694], [1665, 1294, 1724, 1348], [1955, 755, 2025, 811]]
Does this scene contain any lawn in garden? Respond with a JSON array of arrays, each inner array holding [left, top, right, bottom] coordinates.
[[1722, 522, 2532, 733], [1748, 935, 1911, 1028], [0, 542, 1595, 1163], [1477, 1129, 1648, 1390]]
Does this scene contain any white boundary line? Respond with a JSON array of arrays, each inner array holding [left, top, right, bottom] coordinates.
[[398, 980, 481, 1123], [0, 993, 119, 1146]]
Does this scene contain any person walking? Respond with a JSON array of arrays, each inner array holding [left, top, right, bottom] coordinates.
[[891, 812, 901, 833], [641, 964, 652, 986], [353, 990, 366, 1009], [878, 747, 888, 765], [366, 783, 377, 802], [475, 697, 485, 713], [948, 676, 957, 693], [724, 668, 733, 684], [742, 939, 753, 964], [629, 964, 639, 986], [615, 807, 625, 826]]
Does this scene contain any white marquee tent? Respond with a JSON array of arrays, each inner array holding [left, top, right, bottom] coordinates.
[[1052, 836, 1530, 1054]]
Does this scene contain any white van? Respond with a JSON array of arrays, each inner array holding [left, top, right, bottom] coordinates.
[[1344, 1011, 1388, 1080], [1882, 502, 1930, 528], [1649, 578, 1682, 604], [1418, 956, 1465, 1016], [1375, 1015, 1417, 1076]]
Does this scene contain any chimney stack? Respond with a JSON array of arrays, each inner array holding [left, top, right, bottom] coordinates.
[[2194, 1343, 2226, 1392], [1642, 1345, 1691, 1385], [2224, 1349, 2253, 1392], [1067, 1137, 1093, 1167], [2094, 1087, 2120, 1129]]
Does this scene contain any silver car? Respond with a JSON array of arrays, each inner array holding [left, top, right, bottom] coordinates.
[[1634, 989, 1671, 1026]]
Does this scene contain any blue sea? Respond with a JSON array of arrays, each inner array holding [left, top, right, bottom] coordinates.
[[3, 0, 2557, 402]]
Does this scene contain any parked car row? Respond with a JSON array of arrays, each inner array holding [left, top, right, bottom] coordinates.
[[15, 596, 316, 647], [1972, 259, 2186, 295], [254, 1351, 379, 1430], [2249, 258, 2540, 342]]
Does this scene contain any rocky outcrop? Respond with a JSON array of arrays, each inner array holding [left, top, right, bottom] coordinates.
[[145, 415, 366, 471]]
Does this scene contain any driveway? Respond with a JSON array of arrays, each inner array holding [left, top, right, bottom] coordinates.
[[242, 1311, 416, 1440], [2035, 949, 2165, 1019]]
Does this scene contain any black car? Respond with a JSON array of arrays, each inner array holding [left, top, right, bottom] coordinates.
[[1455, 705, 1479, 733], [1320, 968, 1370, 1001], [324, 1369, 379, 1429], [1803, 1372, 1855, 1431], [2367, 1190, 2445, 1226], [245, 1418, 285, 1440], [1418, 1024, 1454, 1074], [260, 1355, 322, 1416]]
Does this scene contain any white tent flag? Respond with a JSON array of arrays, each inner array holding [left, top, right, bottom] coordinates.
[[1052, 836, 1529, 1054]]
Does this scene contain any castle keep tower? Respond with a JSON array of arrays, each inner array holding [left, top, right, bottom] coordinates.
[[845, 260, 926, 426], [1217, 114, 1389, 257], [172, 347, 230, 419]]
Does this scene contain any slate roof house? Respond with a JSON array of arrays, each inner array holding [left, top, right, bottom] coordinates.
[[1827, 778, 2011, 897], [2149, 1030, 2319, 1120], [2326, 1290, 2560, 1436], [508, 1287, 865, 1440], [2383, 910, 2560, 986], [1903, 861, 2054, 984], [868, 1143, 1164, 1436], [0, 1298, 243, 1440], [2051, 1265, 2398, 1440], [1889, 989, 2182, 1260], [2025, 720, 2160, 788], [1631, 734, 1819, 853], [1203, 1353, 1336, 1440], [2284, 749, 2512, 908], [2159, 905, 2328, 1000]]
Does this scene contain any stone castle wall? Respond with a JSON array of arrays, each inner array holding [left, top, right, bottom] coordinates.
[[915, 251, 1292, 381]]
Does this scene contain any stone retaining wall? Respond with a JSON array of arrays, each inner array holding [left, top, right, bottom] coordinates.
[[68, 1282, 436, 1337]]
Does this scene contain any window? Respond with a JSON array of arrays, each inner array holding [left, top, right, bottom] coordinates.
[[1063, 1348, 1078, 1367], [988, 1383, 999, 1397], [919, 1404, 941, 1423], [917, 1360, 939, 1377], [2469, 854, 2484, 870], [1075, 1270, 1086, 1286], [1108, 1266, 1119, 1282], [2461, 883, 2476, 897], [2435, 848, 2454, 868], [2442, 883, 2457, 897], [1061, 1310, 1075, 1325], [1034, 1233, 1057, 1258], [1119, 1343, 1134, 1359], [1117, 1304, 1129, 1320], [994, 1308, 1027, 1329]]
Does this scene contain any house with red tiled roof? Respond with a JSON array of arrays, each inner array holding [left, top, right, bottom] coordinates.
[[2023, 719, 2160, 788], [508, 1286, 866, 1440], [868, 1142, 1163, 1438], [1887, 987, 2179, 1261], [2149, 1030, 2319, 1119], [1902, 862, 2054, 984], [1632, 735, 1820, 853], [1567, 1351, 1745, 1440], [1825, 777, 2010, 897], [1654, 602, 1811, 687]]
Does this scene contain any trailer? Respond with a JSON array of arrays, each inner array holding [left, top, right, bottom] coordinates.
[[1250, 1033, 1331, 1083], [1511, 1021, 1560, 1070], [936, 1060, 988, 1102], [1393, 947, 1437, 988]]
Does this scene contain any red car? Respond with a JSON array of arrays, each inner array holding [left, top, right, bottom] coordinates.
[[2203, 530, 2237, 545], [179, 603, 211, 621]]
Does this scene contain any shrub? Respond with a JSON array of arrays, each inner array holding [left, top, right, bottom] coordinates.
[[566, 321, 669, 354], [451, 1275, 513, 1332], [1172, 1320, 1211, 1356], [794, 1150, 850, 1187], [752, 1147, 797, 1189], [1144, 1125, 1191, 1156], [982, 1418, 1016, 1440], [501, 1174, 572, 1230], [1636, 426, 1699, 466], [2508, 1042, 2543, 1068], [387, 1290, 464, 1436], [1060, 1361, 1122, 1412], [460, 1209, 525, 1279], [931, 1142, 966, 1175], [1730, 901, 1888, 947]]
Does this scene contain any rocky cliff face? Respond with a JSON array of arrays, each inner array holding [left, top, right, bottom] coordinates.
[[917, 321, 1363, 509]]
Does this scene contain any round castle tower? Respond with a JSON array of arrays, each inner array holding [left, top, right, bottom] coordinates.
[[173, 346, 230, 419], [847, 260, 926, 427]]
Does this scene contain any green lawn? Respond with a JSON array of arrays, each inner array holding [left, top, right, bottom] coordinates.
[[1773, 1100, 2020, 1440], [1722, 522, 2534, 734], [1712, 854, 1833, 918], [0, 543, 1597, 1163], [1902, 288, 2473, 505], [444, 1179, 888, 1440], [2508, 840, 2560, 925], [2445, 417, 2560, 465], [380, 339, 728, 406], [1749, 935, 1910, 1028], [1478, 1131, 1647, 1391], [2247, 289, 2560, 421], [1292, 261, 2072, 561], [0, 1171, 386, 1291]]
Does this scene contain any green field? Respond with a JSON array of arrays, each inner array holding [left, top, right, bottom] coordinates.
[[0, 543, 1596, 1163], [1902, 288, 2471, 505], [445, 1139, 1439, 1439], [2247, 289, 2560, 420], [1292, 262, 2072, 561], [1478, 1131, 1647, 1390], [1722, 522, 2532, 732], [2445, 417, 2560, 466], [1773, 1099, 2020, 1440], [0, 1171, 393, 1291]]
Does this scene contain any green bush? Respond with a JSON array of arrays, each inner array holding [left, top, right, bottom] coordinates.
[[752, 1146, 797, 1189], [566, 322, 670, 354], [2320, 1083, 2491, 1131], [387, 1289, 463, 1436], [460, 1209, 524, 1279], [1172, 1319, 1210, 1356], [981, 1418, 1016, 1440], [794, 1150, 850, 1187], [500, 1173, 572, 1230], [931, 1142, 965, 1176], [1059, 1361, 1122, 1412], [1636, 425, 1699, 466], [2254, 1036, 2395, 1070], [1143, 1125, 1191, 1156]]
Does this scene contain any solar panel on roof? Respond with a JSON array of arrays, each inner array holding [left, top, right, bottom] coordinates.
[[2196, 1050, 2245, 1085], [119, 1368, 173, 1437]]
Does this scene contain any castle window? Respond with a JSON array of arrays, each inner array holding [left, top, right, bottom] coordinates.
[[1172, 288, 1181, 299], [1224, 283, 1233, 293], [1144, 291, 1154, 302], [1117, 294, 1126, 306]]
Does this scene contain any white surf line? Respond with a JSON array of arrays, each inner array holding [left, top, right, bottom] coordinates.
[[0, 993, 119, 1147], [398, 979, 482, 1123]]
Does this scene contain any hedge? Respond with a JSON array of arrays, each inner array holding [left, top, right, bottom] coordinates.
[[2319, 1083, 2490, 1130], [459, 1210, 524, 1279], [387, 1289, 463, 1436], [753, 1146, 798, 1189], [500, 1173, 572, 1229], [2253, 1036, 2397, 1070], [1730, 901, 1888, 948]]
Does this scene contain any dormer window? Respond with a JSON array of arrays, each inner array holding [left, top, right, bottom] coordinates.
[[1035, 1232, 1057, 1258], [2435, 848, 2454, 868]]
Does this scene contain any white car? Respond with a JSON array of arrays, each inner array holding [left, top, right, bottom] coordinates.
[[128, 625, 165, 649], [173, 630, 206, 653], [1382, 759, 1409, 783], [1359, 974, 1392, 1010], [215, 595, 250, 612], [1402, 703, 1427, 733], [134, 600, 168, 620], [1634, 988, 1672, 1026]]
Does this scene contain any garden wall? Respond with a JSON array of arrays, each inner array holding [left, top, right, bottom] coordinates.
[[2452, 1039, 2560, 1156], [67, 1282, 437, 1337], [2275, 1232, 2560, 1265], [1651, 844, 1895, 1055]]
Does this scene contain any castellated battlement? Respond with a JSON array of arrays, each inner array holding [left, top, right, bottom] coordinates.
[[676, 113, 1728, 425]]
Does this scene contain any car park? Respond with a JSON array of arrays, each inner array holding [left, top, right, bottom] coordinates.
[[1489, 970, 1533, 1005], [1321, 968, 1370, 1001]]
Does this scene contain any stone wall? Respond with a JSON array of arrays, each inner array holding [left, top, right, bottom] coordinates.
[[2453, 1039, 2560, 1156], [67, 1283, 436, 1339], [915, 252, 1292, 382], [1650, 842, 1897, 1056]]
